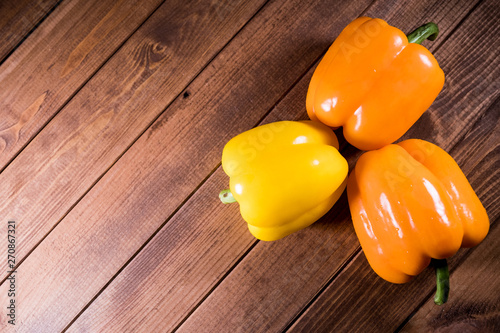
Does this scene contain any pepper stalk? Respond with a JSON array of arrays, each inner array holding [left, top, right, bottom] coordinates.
[[432, 258, 450, 305], [407, 22, 439, 45], [219, 189, 236, 204]]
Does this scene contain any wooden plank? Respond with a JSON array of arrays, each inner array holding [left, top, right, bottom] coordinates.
[[400, 220, 500, 332], [399, 1, 500, 151], [0, 0, 379, 331], [0, 1, 376, 327], [0, 0, 269, 331], [67, 168, 259, 332], [0, 0, 492, 330], [0, 0, 264, 277], [176, 0, 499, 331], [398, 97, 500, 332], [60, 0, 382, 331], [67, 0, 492, 332], [0, 0, 60, 63], [446, 98, 500, 217], [287, 95, 500, 333], [0, 0, 163, 170], [288, 222, 500, 333]]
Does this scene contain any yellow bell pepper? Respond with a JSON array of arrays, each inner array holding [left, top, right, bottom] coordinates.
[[220, 121, 348, 241]]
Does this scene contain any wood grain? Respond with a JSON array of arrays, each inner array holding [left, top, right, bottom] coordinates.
[[447, 98, 500, 219], [0, 0, 60, 63], [67, 168, 259, 332], [399, 97, 500, 333], [58, 0, 389, 331], [63, 0, 493, 332], [177, 0, 499, 332], [400, 220, 500, 333], [2, 0, 374, 330], [399, 0, 500, 151], [0, 0, 267, 331], [0, 0, 163, 170], [0, 0, 496, 332], [0, 0, 264, 279], [287, 94, 499, 333]]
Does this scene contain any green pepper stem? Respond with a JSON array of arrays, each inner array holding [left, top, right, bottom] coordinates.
[[219, 189, 237, 204], [432, 259, 450, 305], [407, 22, 439, 44]]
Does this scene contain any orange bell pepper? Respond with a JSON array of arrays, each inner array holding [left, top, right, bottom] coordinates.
[[347, 139, 489, 304], [306, 18, 445, 151]]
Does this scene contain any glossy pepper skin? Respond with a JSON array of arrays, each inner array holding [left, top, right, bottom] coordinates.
[[347, 139, 489, 284], [306, 17, 445, 150], [221, 121, 348, 241]]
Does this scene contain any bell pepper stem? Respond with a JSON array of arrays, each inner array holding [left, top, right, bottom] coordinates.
[[219, 189, 237, 204], [432, 258, 449, 305], [407, 22, 439, 45]]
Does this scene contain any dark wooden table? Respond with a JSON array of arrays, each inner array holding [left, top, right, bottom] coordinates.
[[0, 0, 498, 331]]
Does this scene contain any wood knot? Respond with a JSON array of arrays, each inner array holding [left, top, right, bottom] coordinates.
[[138, 41, 169, 70], [152, 43, 166, 54]]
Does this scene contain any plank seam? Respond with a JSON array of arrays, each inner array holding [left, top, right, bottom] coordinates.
[[171, 0, 388, 329], [171, 240, 260, 332], [168, 25, 347, 331], [7, 0, 489, 329], [393, 217, 500, 333], [61, 161, 227, 332], [65, 0, 496, 329], [0, 0, 169, 177], [279, 0, 495, 329], [172, 0, 412, 329], [0, 0, 172, 288], [393, 95, 500, 333], [57, 1, 276, 330], [447, 93, 500, 157], [283, 247, 363, 332], [67, 0, 379, 328], [393, 250, 477, 333], [431, 0, 484, 52], [168, 55, 329, 330], [3, 0, 368, 287], [0, 0, 64, 66]]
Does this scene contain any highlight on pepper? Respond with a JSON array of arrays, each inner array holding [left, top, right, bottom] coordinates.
[[347, 139, 489, 305], [220, 120, 348, 241], [306, 17, 445, 151]]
